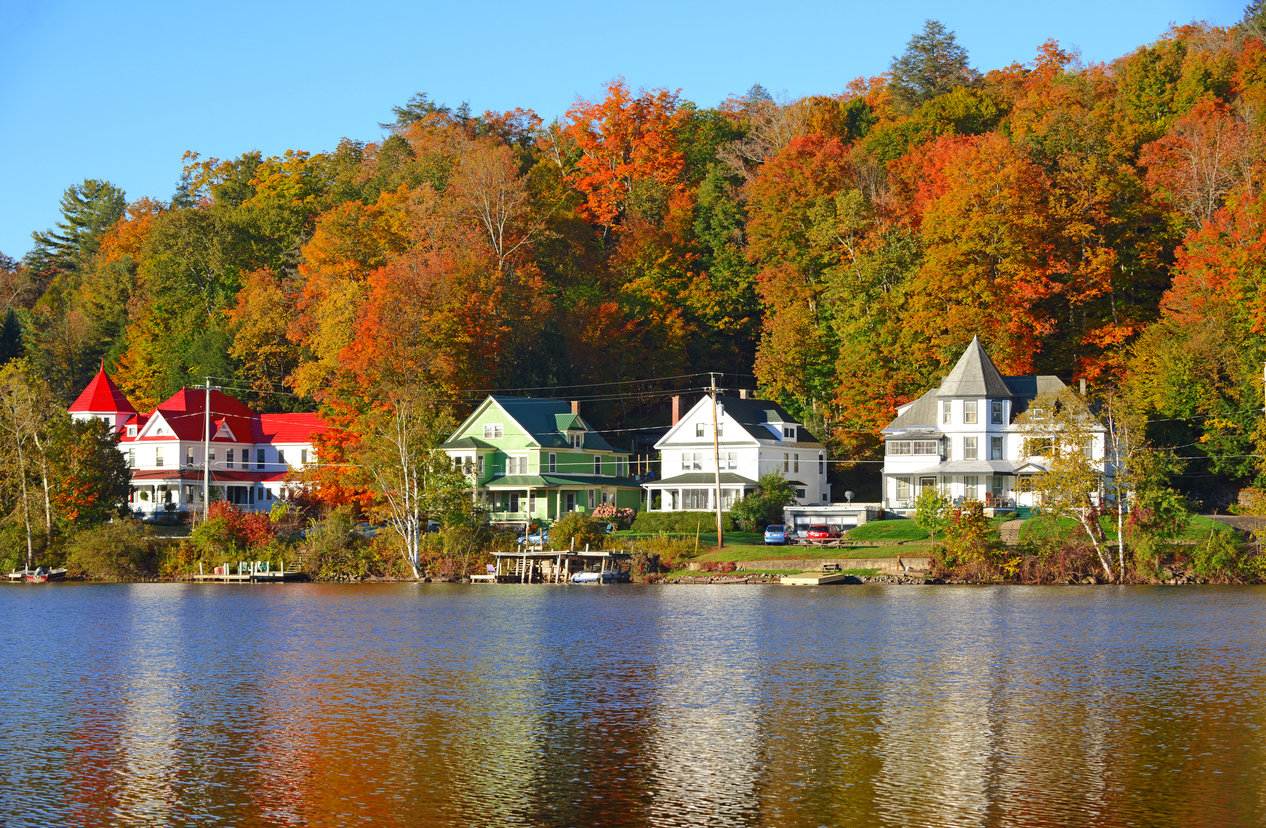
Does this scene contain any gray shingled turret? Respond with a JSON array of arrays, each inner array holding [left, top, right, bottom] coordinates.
[[936, 336, 1013, 399]]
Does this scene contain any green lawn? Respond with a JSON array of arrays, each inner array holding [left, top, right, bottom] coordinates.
[[845, 519, 929, 542], [1018, 513, 1230, 542]]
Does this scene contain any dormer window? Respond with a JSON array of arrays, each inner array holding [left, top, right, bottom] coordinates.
[[782, 426, 796, 441], [570, 433, 582, 449], [127, 425, 136, 437]]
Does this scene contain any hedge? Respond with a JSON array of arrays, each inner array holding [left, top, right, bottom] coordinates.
[[630, 511, 737, 533]]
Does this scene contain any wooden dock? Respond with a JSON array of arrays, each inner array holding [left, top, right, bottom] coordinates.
[[191, 560, 305, 583], [488, 548, 630, 583]]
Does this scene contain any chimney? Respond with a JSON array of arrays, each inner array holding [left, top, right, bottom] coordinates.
[[571, 400, 580, 415], [1079, 378, 1086, 395], [671, 395, 681, 426], [740, 389, 748, 400]]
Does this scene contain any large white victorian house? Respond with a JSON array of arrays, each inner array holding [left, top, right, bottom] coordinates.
[[68, 365, 325, 516], [644, 394, 830, 512], [881, 337, 1106, 513]]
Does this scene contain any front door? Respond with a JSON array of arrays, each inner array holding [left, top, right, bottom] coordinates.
[[564, 492, 576, 512]]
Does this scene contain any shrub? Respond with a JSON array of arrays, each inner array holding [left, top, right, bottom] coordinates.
[[631, 550, 662, 580], [631, 511, 737, 534], [931, 501, 1005, 580], [633, 533, 700, 571], [1191, 529, 1254, 582], [298, 510, 375, 581], [591, 503, 636, 529], [65, 520, 163, 581], [551, 513, 608, 551]]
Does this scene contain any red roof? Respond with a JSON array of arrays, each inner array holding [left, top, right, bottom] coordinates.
[[256, 413, 327, 443], [68, 365, 136, 415], [113, 388, 325, 448]]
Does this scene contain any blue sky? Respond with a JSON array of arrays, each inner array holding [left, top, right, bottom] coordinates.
[[0, 0, 1245, 259]]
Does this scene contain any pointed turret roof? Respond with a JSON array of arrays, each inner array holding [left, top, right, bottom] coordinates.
[[68, 362, 137, 414], [936, 336, 1013, 399]]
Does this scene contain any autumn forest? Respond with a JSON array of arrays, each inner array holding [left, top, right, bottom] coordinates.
[[9, 16, 1266, 502]]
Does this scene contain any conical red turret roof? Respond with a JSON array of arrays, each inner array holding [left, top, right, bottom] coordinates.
[[68, 362, 137, 414]]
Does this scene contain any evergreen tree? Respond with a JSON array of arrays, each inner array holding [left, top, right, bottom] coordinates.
[[26, 179, 126, 275], [889, 20, 981, 111], [0, 309, 23, 364]]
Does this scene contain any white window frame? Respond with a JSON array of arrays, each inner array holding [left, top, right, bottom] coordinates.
[[964, 437, 978, 461], [695, 423, 705, 438], [594, 456, 602, 475], [548, 453, 556, 473], [991, 401, 1004, 425], [483, 423, 503, 439], [964, 401, 978, 424]]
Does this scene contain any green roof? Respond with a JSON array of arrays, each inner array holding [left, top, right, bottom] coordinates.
[[439, 436, 498, 450], [450, 396, 627, 452], [485, 473, 644, 489]]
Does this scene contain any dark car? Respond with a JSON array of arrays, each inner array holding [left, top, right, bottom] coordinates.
[[804, 524, 840, 541]]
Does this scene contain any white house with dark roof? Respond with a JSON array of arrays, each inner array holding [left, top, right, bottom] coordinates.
[[68, 365, 325, 516], [880, 337, 1105, 513], [645, 395, 830, 512]]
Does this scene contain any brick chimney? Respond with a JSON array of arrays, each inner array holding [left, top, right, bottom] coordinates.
[[671, 395, 681, 426], [571, 400, 580, 415]]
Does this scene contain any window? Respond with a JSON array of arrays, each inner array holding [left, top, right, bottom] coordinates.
[[943, 401, 951, 424], [478, 455, 485, 476], [483, 424, 503, 439], [155, 448, 164, 468], [186, 447, 194, 466], [257, 448, 265, 470], [509, 493, 520, 512], [594, 456, 602, 475], [1025, 438, 1053, 457], [725, 452, 738, 470], [964, 437, 978, 461], [716, 422, 723, 437], [783, 453, 789, 472], [945, 439, 952, 461], [301, 449, 308, 466], [965, 476, 978, 501], [964, 401, 978, 424], [991, 401, 1004, 424], [617, 457, 625, 477], [1084, 439, 1094, 460], [782, 426, 796, 440], [127, 425, 136, 437], [227, 449, 234, 469], [887, 441, 911, 455], [682, 489, 709, 509], [209, 448, 217, 464], [696, 423, 705, 438], [896, 477, 911, 500], [991, 475, 1004, 497], [528, 492, 536, 514], [507, 456, 527, 475], [793, 454, 799, 473], [1017, 475, 1034, 493], [991, 436, 1004, 460], [819, 453, 825, 474], [128, 448, 135, 468], [795, 488, 806, 499], [682, 452, 702, 471], [548, 453, 556, 473], [913, 441, 938, 455], [588, 489, 596, 509], [570, 433, 582, 449], [277, 449, 284, 465]]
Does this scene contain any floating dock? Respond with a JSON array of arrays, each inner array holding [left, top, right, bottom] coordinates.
[[780, 571, 863, 586]]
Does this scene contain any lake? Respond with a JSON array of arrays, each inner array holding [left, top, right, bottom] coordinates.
[[2, 583, 1264, 827]]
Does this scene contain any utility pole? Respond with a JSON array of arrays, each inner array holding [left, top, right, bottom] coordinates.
[[202, 377, 211, 522], [711, 373, 723, 549]]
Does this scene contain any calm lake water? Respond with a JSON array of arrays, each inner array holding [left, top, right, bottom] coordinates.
[[2, 583, 1264, 827]]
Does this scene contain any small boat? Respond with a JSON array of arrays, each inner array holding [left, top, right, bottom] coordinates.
[[571, 570, 629, 584], [14, 566, 66, 584]]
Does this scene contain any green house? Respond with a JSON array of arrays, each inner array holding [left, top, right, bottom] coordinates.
[[441, 396, 641, 526]]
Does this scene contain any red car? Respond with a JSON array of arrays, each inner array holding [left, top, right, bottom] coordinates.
[[804, 525, 840, 541]]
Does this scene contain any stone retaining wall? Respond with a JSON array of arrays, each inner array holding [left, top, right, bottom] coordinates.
[[688, 557, 930, 572]]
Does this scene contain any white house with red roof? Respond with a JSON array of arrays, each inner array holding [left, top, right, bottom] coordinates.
[[69, 364, 326, 517]]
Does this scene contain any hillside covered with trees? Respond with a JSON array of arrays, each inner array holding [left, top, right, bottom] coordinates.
[[8, 12, 1266, 508]]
